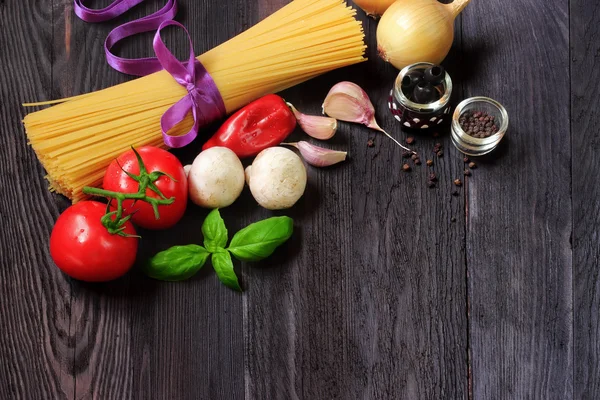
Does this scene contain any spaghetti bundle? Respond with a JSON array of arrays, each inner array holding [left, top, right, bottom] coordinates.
[[24, 0, 366, 202]]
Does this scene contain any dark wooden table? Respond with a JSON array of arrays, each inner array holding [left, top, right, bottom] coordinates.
[[0, 0, 595, 398]]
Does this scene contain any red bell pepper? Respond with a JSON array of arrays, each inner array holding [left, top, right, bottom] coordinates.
[[202, 94, 297, 158]]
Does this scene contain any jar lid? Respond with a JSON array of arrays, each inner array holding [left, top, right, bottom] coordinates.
[[393, 62, 453, 114]]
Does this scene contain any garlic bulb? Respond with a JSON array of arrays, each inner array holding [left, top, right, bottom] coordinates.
[[377, 0, 471, 70], [353, 0, 396, 18]]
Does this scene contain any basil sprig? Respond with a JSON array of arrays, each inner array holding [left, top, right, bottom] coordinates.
[[144, 209, 293, 290]]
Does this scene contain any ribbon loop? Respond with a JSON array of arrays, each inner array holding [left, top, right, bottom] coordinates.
[[74, 0, 146, 23], [153, 21, 226, 148], [75, 0, 178, 76], [74, 1, 226, 148]]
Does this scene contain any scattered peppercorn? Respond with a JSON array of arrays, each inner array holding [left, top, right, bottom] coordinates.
[[402, 163, 411, 172], [464, 169, 472, 176], [459, 111, 499, 138], [436, 150, 444, 157], [468, 161, 477, 169], [402, 151, 412, 158], [414, 158, 421, 165], [406, 136, 415, 144], [411, 154, 418, 160], [429, 173, 437, 182], [367, 139, 375, 147], [463, 157, 470, 163], [426, 159, 434, 166], [452, 190, 460, 196], [451, 217, 457, 222], [453, 178, 462, 186]]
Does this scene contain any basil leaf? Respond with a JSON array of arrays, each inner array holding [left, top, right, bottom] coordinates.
[[211, 250, 241, 291], [202, 209, 228, 252], [145, 245, 210, 281], [228, 216, 293, 262]]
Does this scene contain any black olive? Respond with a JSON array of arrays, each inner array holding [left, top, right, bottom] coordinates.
[[412, 81, 438, 104], [424, 65, 445, 86], [401, 70, 424, 97]]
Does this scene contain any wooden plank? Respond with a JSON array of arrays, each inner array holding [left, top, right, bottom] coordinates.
[[571, 0, 600, 398], [461, 0, 573, 398], [0, 0, 75, 399], [48, 1, 248, 399], [243, 1, 468, 398]]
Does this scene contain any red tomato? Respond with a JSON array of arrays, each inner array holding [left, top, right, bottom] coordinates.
[[50, 201, 138, 282], [103, 146, 188, 230]]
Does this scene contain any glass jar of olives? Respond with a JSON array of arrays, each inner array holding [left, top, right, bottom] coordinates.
[[388, 62, 453, 130]]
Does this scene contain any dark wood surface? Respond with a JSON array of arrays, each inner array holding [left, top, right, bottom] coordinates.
[[0, 0, 594, 399]]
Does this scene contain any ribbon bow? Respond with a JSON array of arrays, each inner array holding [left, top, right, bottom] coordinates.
[[153, 21, 225, 148], [73, 1, 226, 147]]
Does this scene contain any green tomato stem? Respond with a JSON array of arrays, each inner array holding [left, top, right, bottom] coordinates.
[[81, 147, 176, 236]]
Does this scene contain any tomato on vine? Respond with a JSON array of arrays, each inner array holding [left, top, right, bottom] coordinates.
[[50, 201, 138, 282], [102, 146, 188, 230], [50, 146, 187, 282]]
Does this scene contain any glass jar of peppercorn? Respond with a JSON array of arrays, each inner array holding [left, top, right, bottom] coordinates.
[[451, 97, 508, 156], [388, 62, 453, 130]]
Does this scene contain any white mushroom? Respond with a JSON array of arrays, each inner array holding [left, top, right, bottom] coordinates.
[[188, 147, 245, 208], [246, 147, 307, 210]]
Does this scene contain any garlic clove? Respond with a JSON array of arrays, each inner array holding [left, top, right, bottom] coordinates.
[[283, 141, 347, 167], [322, 81, 374, 126], [322, 81, 414, 153], [288, 103, 337, 140]]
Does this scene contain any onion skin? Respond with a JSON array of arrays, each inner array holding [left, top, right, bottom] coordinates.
[[353, 0, 396, 18], [377, 0, 469, 70]]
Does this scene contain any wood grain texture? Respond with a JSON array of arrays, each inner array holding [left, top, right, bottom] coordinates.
[[462, 0, 573, 398], [1, 0, 594, 399], [571, 0, 600, 398], [0, 0, 74, 399], [242, 2, 468, 399]]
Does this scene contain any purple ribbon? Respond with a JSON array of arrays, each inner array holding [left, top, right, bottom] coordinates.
[[73, 0, 226, 147], [153, 21, 225, 147]]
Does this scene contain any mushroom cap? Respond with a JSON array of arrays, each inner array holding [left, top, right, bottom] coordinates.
[[189, 147, 245, 208], [248, 147, 307, 210]]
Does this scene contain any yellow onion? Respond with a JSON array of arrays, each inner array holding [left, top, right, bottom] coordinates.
[[377, 0, 471, 70], [353, 0, 396, 18]]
